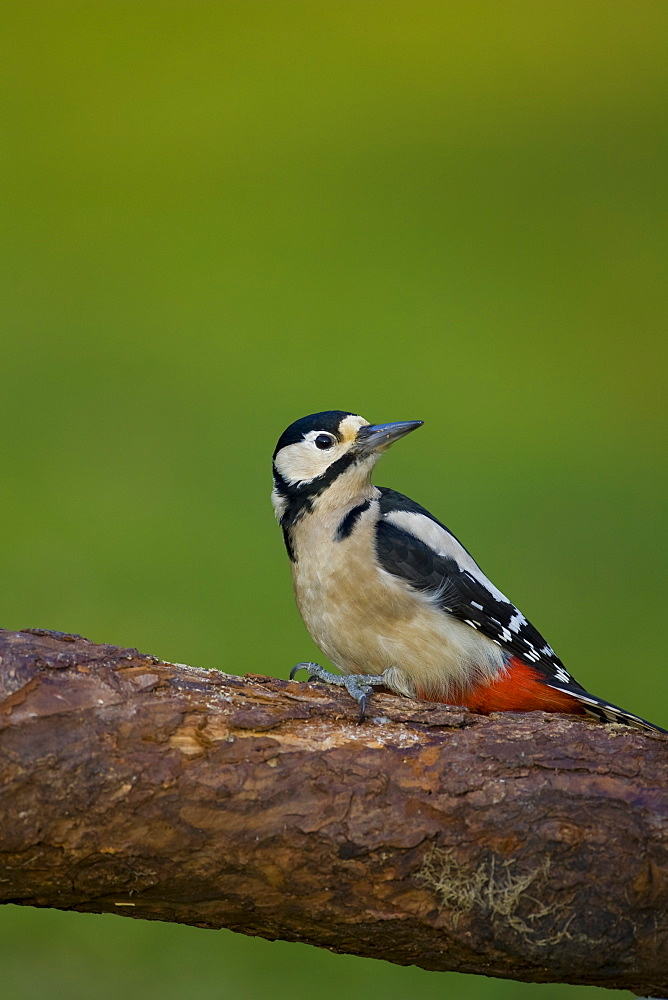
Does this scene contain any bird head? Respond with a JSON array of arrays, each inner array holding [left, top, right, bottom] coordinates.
[[272, 410, 423, 522]]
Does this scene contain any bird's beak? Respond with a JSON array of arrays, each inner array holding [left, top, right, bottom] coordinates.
[[354, 420, 424, 456]]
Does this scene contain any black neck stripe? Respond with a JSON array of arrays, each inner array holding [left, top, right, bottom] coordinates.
[[335, 499, 371, 541], [274, 450, 358, 538]]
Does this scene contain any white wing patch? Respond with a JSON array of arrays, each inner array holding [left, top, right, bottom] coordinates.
[[384, 509, 511, 604]]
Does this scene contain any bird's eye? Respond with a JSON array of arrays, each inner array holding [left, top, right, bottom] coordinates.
[[314, 433, 335, 450]]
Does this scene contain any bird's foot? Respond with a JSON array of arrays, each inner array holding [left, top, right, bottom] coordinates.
[[289, 662, 387, 723]]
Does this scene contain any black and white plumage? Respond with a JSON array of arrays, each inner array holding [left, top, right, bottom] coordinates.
[[272, 410, 666, 734]]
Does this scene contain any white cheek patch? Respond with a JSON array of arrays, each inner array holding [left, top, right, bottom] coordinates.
[[274, 416, 369, 486], [274, 439, 345, 485]]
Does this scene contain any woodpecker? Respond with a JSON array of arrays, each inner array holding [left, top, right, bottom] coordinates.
[[272, 410, 666, 734]]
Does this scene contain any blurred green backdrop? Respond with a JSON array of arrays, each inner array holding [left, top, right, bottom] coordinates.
[[1, 2, 667, 997]]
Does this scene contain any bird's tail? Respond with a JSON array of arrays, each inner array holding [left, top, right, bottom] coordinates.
[[547, 684, 667, 735]]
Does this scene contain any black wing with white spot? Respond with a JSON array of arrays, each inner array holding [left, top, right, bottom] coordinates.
[[375, 489, 666, 733], [376, 489, 574, 674]]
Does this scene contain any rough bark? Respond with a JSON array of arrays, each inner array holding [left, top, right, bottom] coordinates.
[[0, 628, 666, 996]]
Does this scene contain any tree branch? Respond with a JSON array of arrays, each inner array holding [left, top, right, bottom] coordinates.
[[0, 628, 666, 996]]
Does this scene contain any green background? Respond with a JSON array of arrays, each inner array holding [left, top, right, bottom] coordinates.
[[1, 2, 666, 997]]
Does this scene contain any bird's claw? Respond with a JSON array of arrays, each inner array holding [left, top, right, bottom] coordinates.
[[289, 662, 387, 722], [290, 662, 343, 684]]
